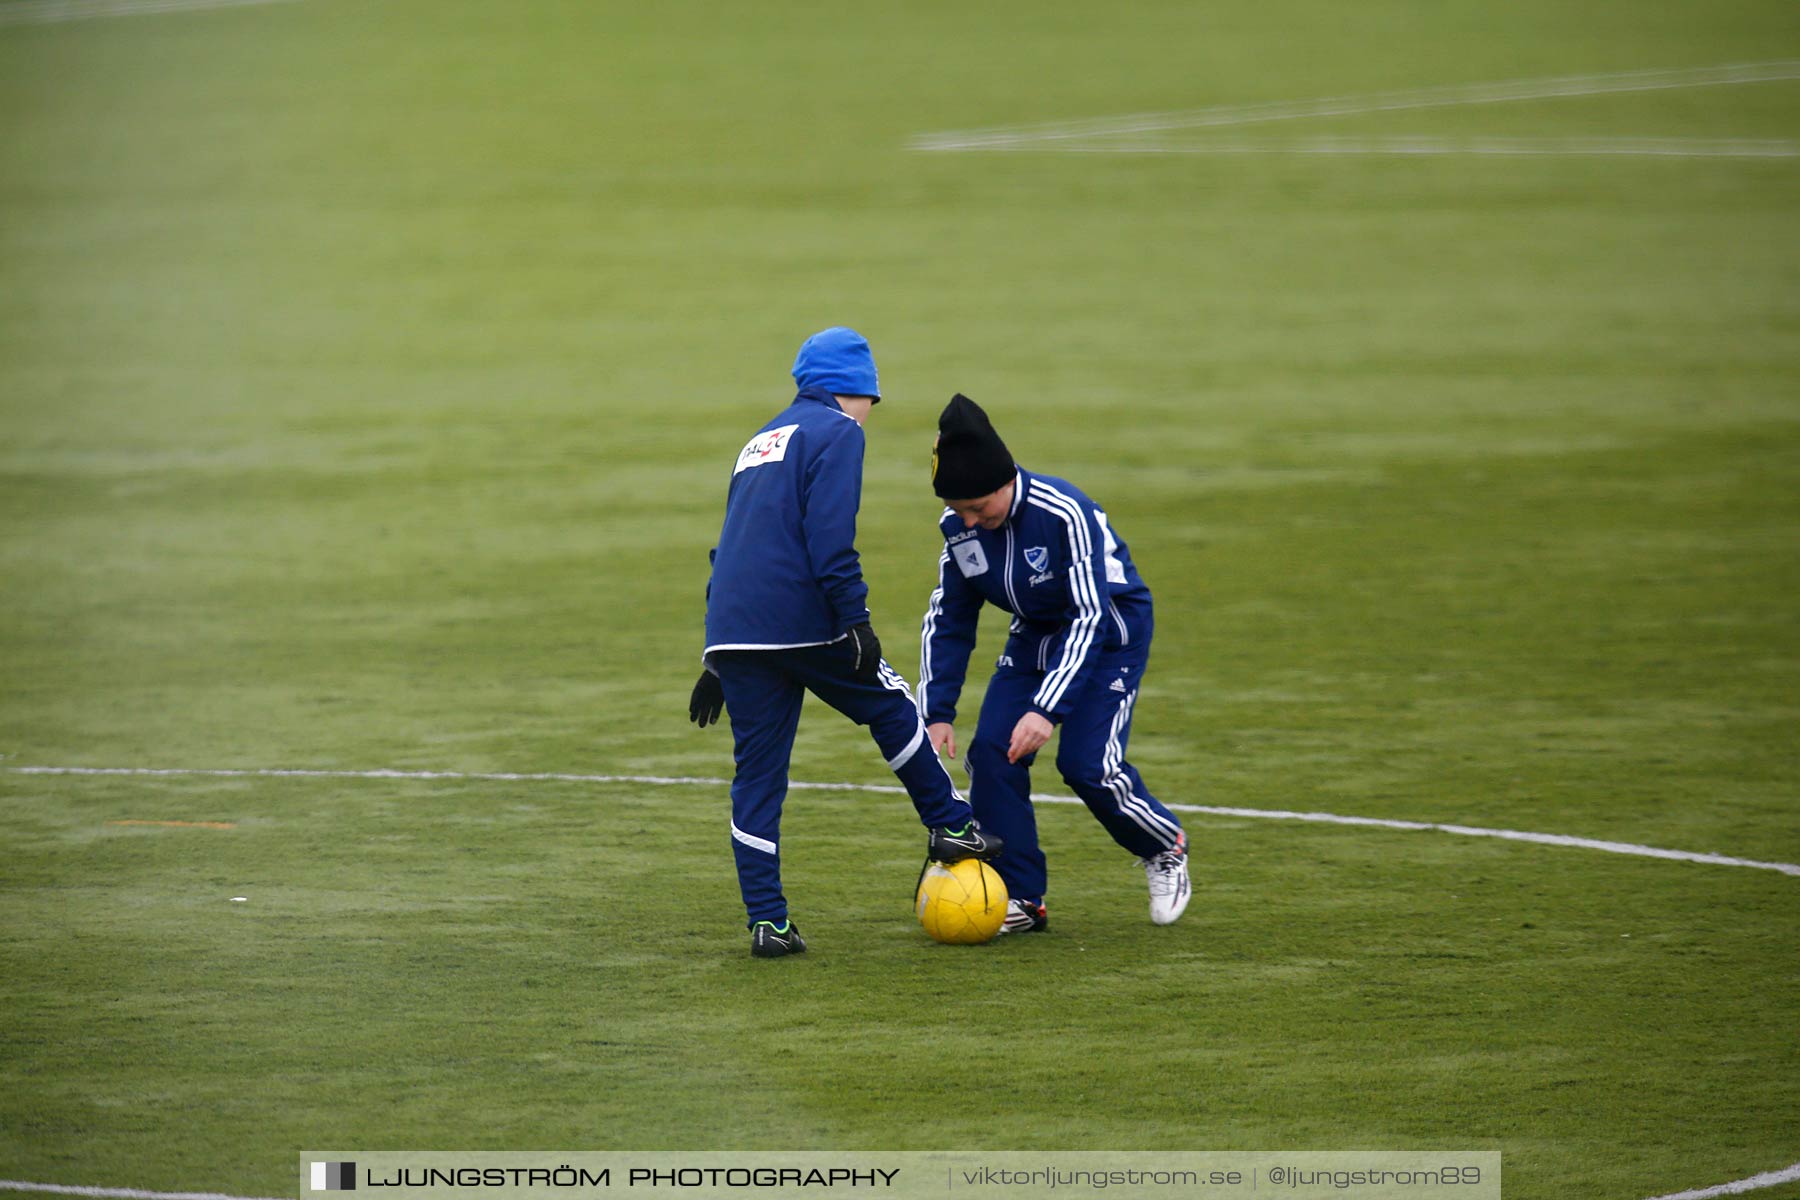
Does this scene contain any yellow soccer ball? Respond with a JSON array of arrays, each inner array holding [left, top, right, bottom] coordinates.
[[915, 859, 1008, 944]]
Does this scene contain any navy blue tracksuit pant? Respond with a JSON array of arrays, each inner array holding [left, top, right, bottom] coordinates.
[[963, 636, 1184, 905], [713, 644, 970, 926]]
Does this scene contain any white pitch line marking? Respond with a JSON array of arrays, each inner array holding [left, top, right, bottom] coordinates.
[[0, 0, 296, 27], [1643, 1161, 1800, 1199], [7, 764, 1797, 877], [911, 60, 1800, 152], [979, 136, 1800, 159], [0, 1183, 286, 1200]]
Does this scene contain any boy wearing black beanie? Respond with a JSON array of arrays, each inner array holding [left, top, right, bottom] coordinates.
[[920, 394, 1190, 931]]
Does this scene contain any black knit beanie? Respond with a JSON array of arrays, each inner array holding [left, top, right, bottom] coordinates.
[[933, 393, 1014, 500]]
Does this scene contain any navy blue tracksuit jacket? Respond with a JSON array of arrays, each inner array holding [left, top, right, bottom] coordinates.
[[705, 387, 870, 654]]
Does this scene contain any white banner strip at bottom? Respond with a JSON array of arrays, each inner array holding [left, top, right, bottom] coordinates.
[[293, 1152, 1502, 1200]]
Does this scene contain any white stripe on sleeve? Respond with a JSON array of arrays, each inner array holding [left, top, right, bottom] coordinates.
[[1028, 486, 1104, 712]]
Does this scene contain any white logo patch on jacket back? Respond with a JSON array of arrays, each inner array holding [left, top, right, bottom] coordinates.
[[734, 424, 799, 476], [953, 540, 989, 577]]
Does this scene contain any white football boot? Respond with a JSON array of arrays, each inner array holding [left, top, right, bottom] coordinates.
[[1140, 831, 1191, 925]]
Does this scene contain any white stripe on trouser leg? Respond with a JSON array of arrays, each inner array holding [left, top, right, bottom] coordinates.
[[1104, 689, 1182, 848], [877, 661, 912, 696], [1101, 705, 1159, 845], [1113, 702, 1181, 846], [887, 720, 927, 771], [730, 821, 777, 854], [1099, 690, 1164, 841]]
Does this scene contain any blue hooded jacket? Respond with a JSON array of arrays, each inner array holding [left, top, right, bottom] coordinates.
[[704, 387, 871, 654]]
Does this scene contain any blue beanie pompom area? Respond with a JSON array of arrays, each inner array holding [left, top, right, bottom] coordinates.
[[791, 327, 880, 401]]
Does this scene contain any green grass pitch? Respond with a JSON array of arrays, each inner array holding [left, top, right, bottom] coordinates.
[[2, 2, 1797, 1198]]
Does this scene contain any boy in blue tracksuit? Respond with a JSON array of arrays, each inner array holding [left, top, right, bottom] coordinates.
[[688, 330, 1001, 959], [918, 393, 1190, 932]]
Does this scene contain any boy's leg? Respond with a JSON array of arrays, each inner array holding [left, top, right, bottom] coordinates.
[[713, 651, 807, 927], [793, 644, 972, 831], [963, 660, 1049, 904], [1053, 651, 1184, 858]]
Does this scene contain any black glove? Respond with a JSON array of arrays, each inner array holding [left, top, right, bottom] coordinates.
[[689, 669, 724, 727], [846, 621, 882, 681]]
